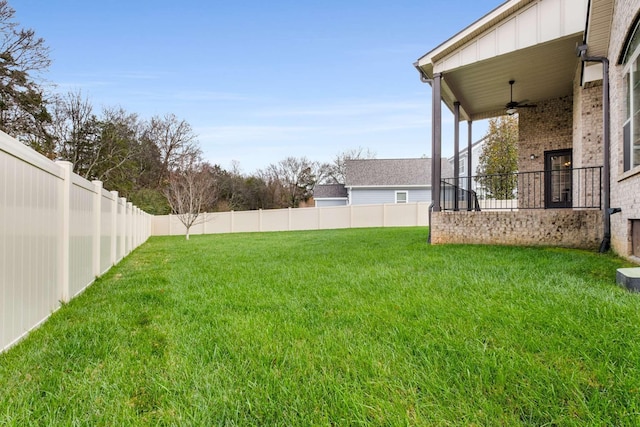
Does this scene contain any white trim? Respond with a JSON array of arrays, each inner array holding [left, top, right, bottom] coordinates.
[[418, 0, 587, 71], [417, 0, 518, 66], [395, 190, 409, 204], [623, 34, 640, 171]]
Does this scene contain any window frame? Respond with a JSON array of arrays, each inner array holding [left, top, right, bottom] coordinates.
[[622, 19, 640, 172], [395, 190, 408, 204]]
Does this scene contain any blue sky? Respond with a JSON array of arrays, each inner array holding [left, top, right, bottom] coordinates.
[[12, 0, 500, 173]]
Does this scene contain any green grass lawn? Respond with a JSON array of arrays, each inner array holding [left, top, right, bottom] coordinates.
[[1, 227, 640, 426]]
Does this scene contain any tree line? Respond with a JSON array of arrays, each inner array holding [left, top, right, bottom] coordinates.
[[2, 0, 515, 224], [0, 1, 377, 217]]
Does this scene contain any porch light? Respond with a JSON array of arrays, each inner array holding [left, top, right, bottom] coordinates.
[[530, 154, 537, 160], [506, 107, 518, 115]]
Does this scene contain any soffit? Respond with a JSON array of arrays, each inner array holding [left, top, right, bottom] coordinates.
[[441, 34, 583, 121], [415, 0, 588, 120], [585, 0, 615, 58]]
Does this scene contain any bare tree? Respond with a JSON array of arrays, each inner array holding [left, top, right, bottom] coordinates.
[[264, 156, 317, 208], [93, 107, 142, 183], [165, 162, 214, 240], [324, 146, 376, 184], [142, 113, 201, 185], [49, 90, 100, 176]]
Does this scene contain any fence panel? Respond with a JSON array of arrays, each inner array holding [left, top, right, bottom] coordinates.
[[290, 208, 319, 231], [69, 174, 97, 298], [384, 203, 422, 227], [152, 214, 170, 236], [0, 134, 63, 352], [203, 212, 232, 234], [151, 203, 430, 237], [261, 209, 289, 232], [233, 210, 260, 233], [351, 205, 385, 228], [117, 198, 126, 262], [0, 131, 150, 353], [168, 214, 186, 235], [318, 206, 351, 229], [100, 190, 114, 274]]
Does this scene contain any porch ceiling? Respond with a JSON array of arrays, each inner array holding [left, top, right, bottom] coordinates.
[[440, 34, 583, 121], [415, 0, 588, 121]]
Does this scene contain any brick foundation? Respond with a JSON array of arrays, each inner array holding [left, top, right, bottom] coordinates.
[[432, 210, 603, 250]]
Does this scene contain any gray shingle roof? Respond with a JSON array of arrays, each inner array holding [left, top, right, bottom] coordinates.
[[345, 158, 453, 186], [313, 184, 348, 198]]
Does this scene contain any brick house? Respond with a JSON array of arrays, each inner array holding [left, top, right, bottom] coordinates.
[[414, 0, 640, 262]]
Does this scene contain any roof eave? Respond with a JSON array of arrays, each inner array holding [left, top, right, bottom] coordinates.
[[416, 0, 530, 68]]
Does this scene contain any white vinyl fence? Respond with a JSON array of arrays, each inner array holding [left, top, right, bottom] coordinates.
[[152, 202, 430, 236], [0, 131, 151, 353]]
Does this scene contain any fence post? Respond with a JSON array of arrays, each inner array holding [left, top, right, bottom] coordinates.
[[56, 161, 72, 303], [202, 212, 207, 235], [125, 202, 131, 254], [132, 205, 138, 249], [349, 205, 353, 228], [110, 191, 118, 266], [383, 204, 387, 227], [92, 180, 102, 277], [231, 211, 235, 233], [119, 197, 126, 259]]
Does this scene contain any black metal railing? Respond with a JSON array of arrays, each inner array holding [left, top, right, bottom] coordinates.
[[441, 166, 602, 211], [441, 180, 481, 211]]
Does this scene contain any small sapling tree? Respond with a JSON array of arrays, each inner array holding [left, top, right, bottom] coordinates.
[[165, 162, 214, 240]]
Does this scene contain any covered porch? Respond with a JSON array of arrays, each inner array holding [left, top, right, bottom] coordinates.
[[414, 0, 610, 250]]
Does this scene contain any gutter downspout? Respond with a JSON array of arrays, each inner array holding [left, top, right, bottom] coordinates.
[[427, 201, 434, 243], [577, 44, 611, 252]]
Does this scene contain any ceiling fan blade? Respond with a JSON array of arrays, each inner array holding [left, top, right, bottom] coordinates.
[[504, 80, 536, 112]]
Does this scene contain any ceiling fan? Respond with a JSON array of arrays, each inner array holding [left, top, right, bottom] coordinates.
[[505, 80, 536, 115]]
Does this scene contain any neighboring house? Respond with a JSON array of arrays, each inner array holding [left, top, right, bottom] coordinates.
[[415, 0, 640, 260], [344, 158, 453, 205], [447, 137, 486, 190], [314, 184, 348, 207]]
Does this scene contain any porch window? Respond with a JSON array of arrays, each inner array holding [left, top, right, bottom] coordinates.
[[622, 18, 640, 172], [395, 191, 408, 204]]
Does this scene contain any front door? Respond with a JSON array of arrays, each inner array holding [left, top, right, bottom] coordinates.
[[544, 149, 572, 209]]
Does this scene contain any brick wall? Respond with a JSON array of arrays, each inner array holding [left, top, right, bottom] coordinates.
[[518, 95, 574, 172], [432, 210, 603, 250], [516, 96, 573, 208], [571, 71, 605, 209], [607, 0, 640, 259]]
